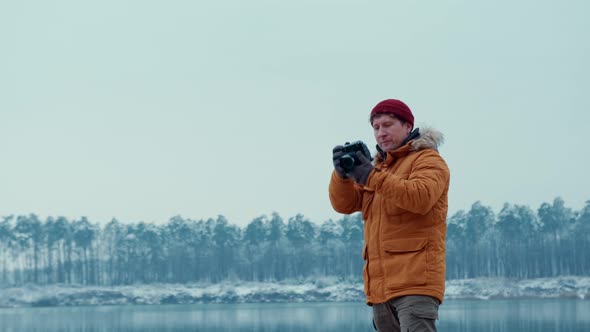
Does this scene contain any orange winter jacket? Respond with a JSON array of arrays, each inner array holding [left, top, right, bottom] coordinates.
[[329, 128, 450, 305]]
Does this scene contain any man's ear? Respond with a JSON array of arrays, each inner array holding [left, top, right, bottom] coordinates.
[[404, 122, 413, 135]]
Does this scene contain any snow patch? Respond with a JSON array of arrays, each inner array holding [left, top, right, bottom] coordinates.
[[0, 277, 588, 308], [445, 277, 590, 300]]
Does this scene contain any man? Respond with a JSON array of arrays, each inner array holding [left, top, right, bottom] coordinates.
[[329, 99, 450, 332]]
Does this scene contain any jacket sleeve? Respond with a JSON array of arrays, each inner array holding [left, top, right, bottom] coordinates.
[[328, 170, 363, 214], [365, 150, 450, 215]]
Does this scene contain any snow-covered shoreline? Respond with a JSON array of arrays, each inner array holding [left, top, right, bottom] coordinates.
[[1, 277, 588, 308]]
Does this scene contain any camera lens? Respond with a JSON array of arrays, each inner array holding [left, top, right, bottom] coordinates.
[[339, 155, 355, 172]]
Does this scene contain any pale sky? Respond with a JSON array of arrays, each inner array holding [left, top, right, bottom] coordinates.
[[2, 0, 589, 227]]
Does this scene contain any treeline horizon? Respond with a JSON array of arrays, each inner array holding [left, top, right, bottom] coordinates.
[[1, 197, 589, 287]]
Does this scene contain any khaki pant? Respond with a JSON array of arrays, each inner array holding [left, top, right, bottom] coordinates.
[[372, 295, 439, 332]]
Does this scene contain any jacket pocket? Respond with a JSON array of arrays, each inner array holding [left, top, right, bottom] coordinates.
[[362, 244, 370, 295], [361, 188, 374, 221], [363, 262, 370, 296], [382, 173, 410, 216], [384, 203, 405, 217], [382, 238, 428, 290]]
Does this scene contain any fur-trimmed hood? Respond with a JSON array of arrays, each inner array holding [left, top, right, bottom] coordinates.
[[373, 127, 445, 164]]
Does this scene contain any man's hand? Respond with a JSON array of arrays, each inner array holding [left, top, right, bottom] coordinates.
[[332, 145, 348, 179], [347, 151, 374, 185]]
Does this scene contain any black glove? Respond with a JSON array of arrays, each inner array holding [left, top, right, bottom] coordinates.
[[332, 145, 348, 179], [347, 151, 374, 185]]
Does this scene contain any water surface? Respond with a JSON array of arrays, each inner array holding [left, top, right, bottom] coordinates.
[[1, 299, 588, 331]]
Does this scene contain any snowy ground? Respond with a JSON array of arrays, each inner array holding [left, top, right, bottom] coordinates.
[[0, 276, 588, 308]]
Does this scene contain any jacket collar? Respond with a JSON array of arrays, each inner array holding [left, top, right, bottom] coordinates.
[[373, 127, 445, 164]]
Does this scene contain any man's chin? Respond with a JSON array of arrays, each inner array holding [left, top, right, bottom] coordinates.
[[380, 143, 397, 152]]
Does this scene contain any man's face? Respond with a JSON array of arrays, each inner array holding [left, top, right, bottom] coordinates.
[[372, 114, 413, 152]]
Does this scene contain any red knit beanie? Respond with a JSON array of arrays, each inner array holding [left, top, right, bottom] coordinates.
[[370, 99, 414, 127]]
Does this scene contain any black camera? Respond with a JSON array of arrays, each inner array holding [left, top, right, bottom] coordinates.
[[337, 141, 373, 172]]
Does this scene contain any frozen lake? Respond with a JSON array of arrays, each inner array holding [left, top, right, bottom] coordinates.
[[1, 299, 589, 331]]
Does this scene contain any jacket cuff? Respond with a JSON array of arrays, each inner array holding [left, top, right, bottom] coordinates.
[[332, 170, 353, 184]]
